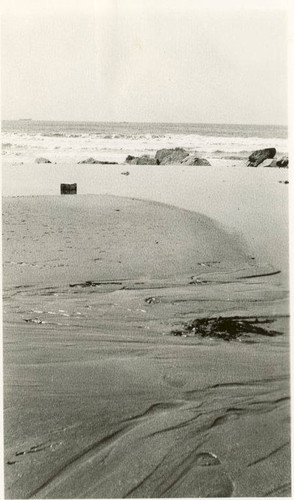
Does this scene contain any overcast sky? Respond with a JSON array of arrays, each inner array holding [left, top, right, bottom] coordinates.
[[1, 0, 289, 124]]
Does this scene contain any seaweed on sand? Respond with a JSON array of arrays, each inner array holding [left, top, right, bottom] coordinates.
[[171, 316, 282, 341]]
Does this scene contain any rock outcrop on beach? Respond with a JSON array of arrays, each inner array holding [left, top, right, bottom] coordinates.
[[125, 148, 211, 166], [35, 157, 51, 164], [78, 157, 117, 164], [247, 148, 276, 167], [247, 149, 289, 169], [266, 158, 288, 168], [181, 154, 211, 166], [155, 148, 189, 164], [125, 155, 157, 165], [256, 158, 276, 168]]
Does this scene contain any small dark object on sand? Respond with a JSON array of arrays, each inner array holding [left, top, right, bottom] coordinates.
[[70, 280, 101, 288], [195, 452, 221, 466], [171, 316, 282, 341], [61, 183, 77, 195], [70, 280, 122, 288], [24, 318, 43, 324], [145, 296, 160, 304], [121, 171, 130, 176]]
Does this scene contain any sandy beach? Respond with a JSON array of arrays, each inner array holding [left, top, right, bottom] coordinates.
[[1, 0, 290, 495], [2, 163, 290, 498], [2, 162, 289, 272], [2, 0, 291, 495]]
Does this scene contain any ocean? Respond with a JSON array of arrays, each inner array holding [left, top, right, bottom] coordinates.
[[1, 120, 287, 165]]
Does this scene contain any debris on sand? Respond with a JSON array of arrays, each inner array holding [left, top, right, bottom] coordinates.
[[171, 316, 282, 341], [195, 452, 221, 466], [24, 318, 44, 324], [69, 280, 123, 288], [145, 296, 161, 304], [69, 281, 102, 288], [121, 171, 130, 176]]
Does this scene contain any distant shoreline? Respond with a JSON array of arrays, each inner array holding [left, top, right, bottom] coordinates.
[[1, 118, 288, 128]]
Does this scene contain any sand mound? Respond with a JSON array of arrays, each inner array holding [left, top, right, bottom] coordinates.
[[2, 194, 251, 287]]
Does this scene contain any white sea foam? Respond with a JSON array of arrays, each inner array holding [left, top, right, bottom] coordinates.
[[1, 121, 288, 164]]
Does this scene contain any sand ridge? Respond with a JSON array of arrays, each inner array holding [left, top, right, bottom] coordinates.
[[3, 194, 254, 287]]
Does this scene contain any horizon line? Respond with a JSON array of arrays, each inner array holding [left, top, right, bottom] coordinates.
[[1, 118, 288, 127]]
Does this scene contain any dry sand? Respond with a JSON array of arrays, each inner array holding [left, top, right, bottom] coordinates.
[[2, 162, 289, 272], [2, 187, 290, 496]]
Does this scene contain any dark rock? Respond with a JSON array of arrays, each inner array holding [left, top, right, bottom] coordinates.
[[125, 155, 157, 165], [125, 148, 204, 165], [260, 155, 288, 168], [258, 158, 276, 168], [125, 155, 136, 163], [276, 156, 288, 168], [247, 148, 276, 167], [181, 155, 211, 166], [171, 316, 282, 341], [155, 148, 189, 165], [78, 157, 97, 164], [78, 158, 117, 164], [136, 155, 157, 165], [35, 157, 51, 164], [124, 149, 210, 166]]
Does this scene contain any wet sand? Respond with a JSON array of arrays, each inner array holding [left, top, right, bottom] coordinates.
[[2, 190, 290, 497]]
